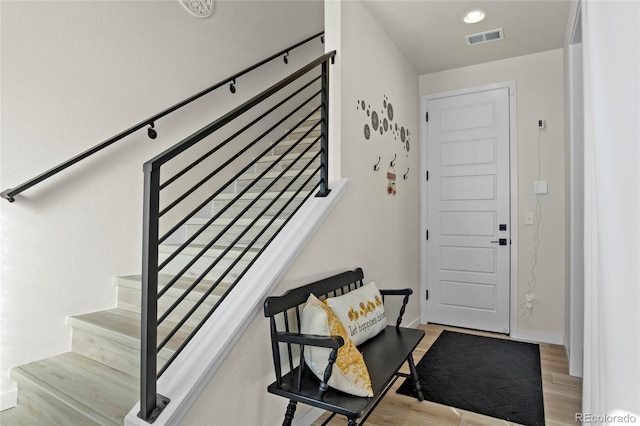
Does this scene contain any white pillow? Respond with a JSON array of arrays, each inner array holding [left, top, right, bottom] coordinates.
[[326, 282, 387, 346], [300, 294, 373, 397]]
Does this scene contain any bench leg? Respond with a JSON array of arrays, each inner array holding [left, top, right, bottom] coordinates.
[[347, 417, 357, 426], [407, 354, 425, 401], [282, 400, 297, 426]]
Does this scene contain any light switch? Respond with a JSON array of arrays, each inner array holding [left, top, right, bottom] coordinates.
[[534, 181, 548, 194]]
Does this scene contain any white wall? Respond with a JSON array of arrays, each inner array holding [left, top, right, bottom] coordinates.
[[419, 50, 566, 342], [581, 0, 640, 420], [0, 0, 324, 404], [181, 1, 421, 423]]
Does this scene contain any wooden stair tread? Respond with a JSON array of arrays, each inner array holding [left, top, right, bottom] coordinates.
[[185, 216, 286, 226], [158, 243, 260, 256], [236, 168, 317, 182], [11, 352, 137, 426], [117, 273, 232, 296]]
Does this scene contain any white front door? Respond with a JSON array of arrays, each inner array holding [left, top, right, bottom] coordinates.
[[425, 87, 511, 334]]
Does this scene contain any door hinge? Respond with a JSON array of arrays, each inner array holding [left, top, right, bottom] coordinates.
[[426, 230, 429, 240], [426, 290, 429, 300], [426, 170, 429, 181], [425, 112, 429, 122]]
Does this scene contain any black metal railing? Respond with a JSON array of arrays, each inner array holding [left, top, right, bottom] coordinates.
[[139, 51, 335, 423], [0, 31, 324, 203]]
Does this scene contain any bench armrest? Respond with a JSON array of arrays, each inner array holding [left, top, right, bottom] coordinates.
[[272, 332, 343, 394], [379, 288, 413, 297], [379, 288, 413, 328], [272, 332, 344, 349]]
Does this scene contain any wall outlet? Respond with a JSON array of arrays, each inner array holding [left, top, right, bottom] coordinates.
[[525, 211, 534, 225], [525, 293, 534, 309], [538, 119, 545, 129]]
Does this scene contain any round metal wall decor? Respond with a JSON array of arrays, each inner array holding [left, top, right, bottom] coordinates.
[[356, 95, 412, 158], [179, 0, 214, 18], [371, 111, 379, 130]]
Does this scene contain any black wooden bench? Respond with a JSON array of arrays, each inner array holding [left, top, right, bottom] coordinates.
[[264, 268, 425, 425]]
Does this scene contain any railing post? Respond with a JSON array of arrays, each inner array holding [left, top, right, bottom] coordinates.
[[316, 59, 331, 197], [139, 163, 170, 423]]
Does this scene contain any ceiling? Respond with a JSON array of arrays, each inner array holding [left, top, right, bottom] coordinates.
[[362, 0, 574, 75]]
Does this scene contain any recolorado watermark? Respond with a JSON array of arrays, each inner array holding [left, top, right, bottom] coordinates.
[[576, 413, 637, 424]]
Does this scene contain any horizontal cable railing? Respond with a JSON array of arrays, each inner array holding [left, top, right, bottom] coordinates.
[[0, 31, 324, 203], [139, 51, 335, 423]]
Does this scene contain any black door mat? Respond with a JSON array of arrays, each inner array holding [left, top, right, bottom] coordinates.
[[397, 330, 545, 426]]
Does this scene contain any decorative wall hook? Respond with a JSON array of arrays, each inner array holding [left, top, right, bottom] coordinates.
[[283, 51, 289, 65], [373, 156, 381, 171], [229, 79, 236, 94], [390, 153, 397, 167], [403, 168, 409, 180], [147, 122, 157, 140]]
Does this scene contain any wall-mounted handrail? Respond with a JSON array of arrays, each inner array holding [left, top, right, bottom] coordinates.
[[0, 31, 324, 203]]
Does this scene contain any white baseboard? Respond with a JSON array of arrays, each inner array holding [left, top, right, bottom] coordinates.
[[406, 316, 421, 329], [510, 329, 564, 345]]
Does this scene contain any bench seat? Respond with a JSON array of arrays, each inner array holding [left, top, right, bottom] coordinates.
[[267, 326, 424, 418]]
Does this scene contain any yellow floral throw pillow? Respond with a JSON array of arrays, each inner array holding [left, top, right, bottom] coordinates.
[[326, 282, 387, 346], [300, 294, 373, 397]]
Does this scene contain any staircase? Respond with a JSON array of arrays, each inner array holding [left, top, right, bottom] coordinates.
[[0, 116, 322, 425]]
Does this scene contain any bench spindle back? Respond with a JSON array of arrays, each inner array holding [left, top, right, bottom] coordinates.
[[263, 268, 366, 390]]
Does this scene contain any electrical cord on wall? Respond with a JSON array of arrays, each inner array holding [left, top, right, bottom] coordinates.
[[521, 127, 543, 327]]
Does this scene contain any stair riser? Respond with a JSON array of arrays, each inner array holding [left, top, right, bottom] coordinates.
[[158, 250, 254, 281], [235, 173, 319, 194], [254, 153, 319, 173], [213, 199, 299, 219], [273, 138, 320, 155], [212, 204, 300, 223], [13, 385, 101, 426], [159, 244, 251, 260], [72, 329, 143, 379], [70, 318, 194, 378], [285, 126, 321, 139], [211, 199, 293, 219], [184, 223, 278, 248], [117, 285, 222, 319]]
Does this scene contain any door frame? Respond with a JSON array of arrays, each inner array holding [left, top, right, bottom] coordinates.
[[419, 81, 518, 334], [567, 0, 584, 377]]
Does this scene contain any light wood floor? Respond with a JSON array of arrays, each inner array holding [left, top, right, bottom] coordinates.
[[313, 324, 582, 426]]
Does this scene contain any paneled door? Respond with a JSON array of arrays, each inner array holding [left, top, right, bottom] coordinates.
[[426, 87, 511, 333]]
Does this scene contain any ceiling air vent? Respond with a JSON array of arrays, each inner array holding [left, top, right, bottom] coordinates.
[[465, 28, 504, 46]]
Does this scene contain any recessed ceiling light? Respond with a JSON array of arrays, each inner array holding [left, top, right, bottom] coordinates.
[[463, 9, 486, 24]]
